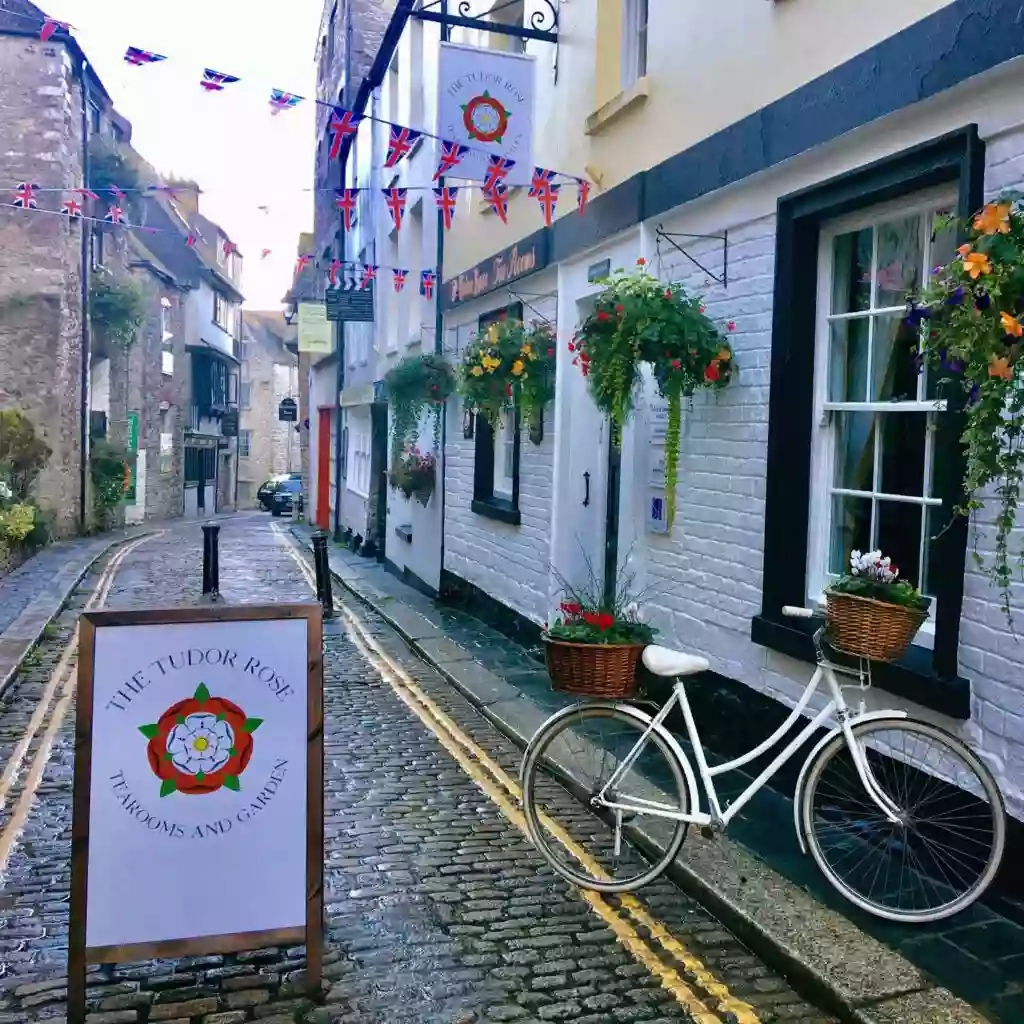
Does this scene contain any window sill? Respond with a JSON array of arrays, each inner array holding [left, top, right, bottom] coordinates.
[[586, 77, 650, 137], [750, 614, 971, 719], [471, 497, 521, 526]]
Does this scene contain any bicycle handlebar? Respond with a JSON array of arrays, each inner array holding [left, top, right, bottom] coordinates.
[[782, 605, 818, 619]]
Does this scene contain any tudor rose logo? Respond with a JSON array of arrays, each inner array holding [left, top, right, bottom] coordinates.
[[461, 91, 510, 145], [139, 683, 262, 797]]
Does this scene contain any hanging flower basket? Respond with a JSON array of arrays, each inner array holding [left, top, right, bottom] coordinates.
[[825, 550, 930, 663], [388, 447, 436, 506], [383, 353, 456, 458], [571, 258, 736, 530], [458, 319, 556, 428]]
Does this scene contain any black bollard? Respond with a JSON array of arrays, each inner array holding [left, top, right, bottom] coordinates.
[[311, 530, 335, 617], [202, 523, 220, 599]]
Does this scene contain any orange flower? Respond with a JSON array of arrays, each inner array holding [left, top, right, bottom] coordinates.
[[636, 257, 646, 266], [957, 243, 973, 257], [973, 203, 1012, 236], [989, 355, 1014, 381], [963, 252, 992, 279], [1001, 311, 1024, 337]]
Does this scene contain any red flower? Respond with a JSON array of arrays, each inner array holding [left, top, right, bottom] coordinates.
[[597, 311, 610, 322], [568, 341, 576, 351], [582, 611, 615, 632], [505, 383, 512, 396], [699, 304, 706, 313], [560, 601, 582, 616], [636, 257, 646, 266], [616, 304, 624, 314], [664, 288, 672, 300], [704, 361, 721, 383], [671, 359, 681, 370], [547, 348, 554, 356], [727, 320, 736, 331]]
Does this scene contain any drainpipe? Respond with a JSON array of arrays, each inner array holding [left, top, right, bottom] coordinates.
[[435, 0, 449, 593], [79, 64, 91, 533]]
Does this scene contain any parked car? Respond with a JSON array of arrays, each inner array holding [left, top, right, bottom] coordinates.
[[257, 473, 300, 511], [270, 477, 304, 517]]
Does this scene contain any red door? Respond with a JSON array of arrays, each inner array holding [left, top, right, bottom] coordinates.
[[317, 409, 332, 530]]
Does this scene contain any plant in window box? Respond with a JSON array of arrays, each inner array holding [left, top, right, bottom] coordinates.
[[825, 549, 931, 663], [457, 319, 556, 434], [382, 353, 456, 458], [388, 446, 437, 506], [571, 258, 736, 529], [544, 564, 657, 699], [911, 195, 1024, 618]]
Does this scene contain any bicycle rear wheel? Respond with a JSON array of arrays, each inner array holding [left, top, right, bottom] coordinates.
[[521, 704, 690, 893], [802, 717, 1005, 922]]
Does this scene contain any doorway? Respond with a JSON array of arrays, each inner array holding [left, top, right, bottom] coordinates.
[[317, 409, 332, 530]]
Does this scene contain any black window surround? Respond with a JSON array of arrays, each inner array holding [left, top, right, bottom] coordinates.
[[471, 303, 524, 526], [753, 125, 984, 721]]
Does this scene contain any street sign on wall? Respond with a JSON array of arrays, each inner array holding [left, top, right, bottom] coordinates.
[[125, 413, 139, 503], [298, 302, 333, 354], [279, 398, 298, 422], [68, 605, 324, 1015], [326, 285, 374, 323]]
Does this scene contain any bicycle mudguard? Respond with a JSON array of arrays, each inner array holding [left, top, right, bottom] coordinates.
[[791, 709, 909, 854]]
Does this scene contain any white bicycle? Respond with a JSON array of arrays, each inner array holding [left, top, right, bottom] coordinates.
[[521, 606, 1006, 923]]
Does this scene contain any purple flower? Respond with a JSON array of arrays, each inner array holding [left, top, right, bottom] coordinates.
[[968, 384, 981, 406], [945, 287, 965, 306], [975, 292, 991, 311], [905, 304, 932, 326]]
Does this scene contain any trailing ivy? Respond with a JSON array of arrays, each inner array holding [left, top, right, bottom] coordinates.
[[87, 139, 141, 211], [90, 273, 146, 348], [90, 441, 131, 531]]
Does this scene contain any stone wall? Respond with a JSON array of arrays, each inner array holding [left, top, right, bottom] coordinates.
[[0, 35, 84, 537]]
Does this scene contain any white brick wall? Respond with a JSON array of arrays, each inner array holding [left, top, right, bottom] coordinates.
[[443, 280, 558, 624]]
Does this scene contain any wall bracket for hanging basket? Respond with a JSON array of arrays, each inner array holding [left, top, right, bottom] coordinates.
[[655, 225, 729, 289], [506, 288, 554, 326], [415, 0, 560, 43]]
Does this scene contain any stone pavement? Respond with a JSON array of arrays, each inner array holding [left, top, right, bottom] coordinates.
[[0, 514, 835, 1024], [292, 524, 1021, 1024]]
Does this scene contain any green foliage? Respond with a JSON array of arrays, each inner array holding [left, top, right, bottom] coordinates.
[[0, 409, 51, 500], [0, 503, 35, 544], [458, 319, 556, 430], [914, 194, 1024, 618], [383, 354, 456, 458], [87, 139, 141, 208], [571, 259, 736, 528], [388, 447, 436, 506], [90, 273, 146, 348], [829, 575, 931, 611], [90, 440, 130, 529]]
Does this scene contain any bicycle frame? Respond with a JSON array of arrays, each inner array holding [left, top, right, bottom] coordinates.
[[594, 646, 906, 829]]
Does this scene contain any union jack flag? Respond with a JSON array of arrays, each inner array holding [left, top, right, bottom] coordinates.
[[61, 195, 83, 219], [185, 233, 199, 248], [74, 188, 100, 201], [384, 125, 422, 169], [328, 108, 362, 160], [105, 205, 125, 225], [124, 46, 166, 66], [420, 270, 436, 300], [482, 183, 509, 224], [535, 182, 560, 227], [269, 89, 303, 114], [434, 140, 468, 181], [576, 178, 591, 216], [483, 156, 515, 194], [260, 248, 272, 259], [529, 167, 556, 198], [108, 185, 127, 202], [12, 183, 38, 209], [328, 259, 343, 286], [334, 188, 358, 231], [200, 69, 240, 92], [383, 187, 408, 232], [392, 268, 408, 293], [40, 19, 68, 41], [223, 240, 238, 258], [360, 264, 378, 290], [433, 186, 459, 232], [296, 253, 314, 273]]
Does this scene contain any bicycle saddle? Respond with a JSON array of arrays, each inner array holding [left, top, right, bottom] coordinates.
[[642, 646, 709, 678]]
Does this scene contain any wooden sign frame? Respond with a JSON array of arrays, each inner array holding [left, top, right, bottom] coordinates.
[[68, 604, 324, 1023]]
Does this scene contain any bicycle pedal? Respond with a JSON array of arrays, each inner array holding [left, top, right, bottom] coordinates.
[[699, 825, 716, 841]]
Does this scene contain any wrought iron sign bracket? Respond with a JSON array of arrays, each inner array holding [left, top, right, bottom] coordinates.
[[655, 225, 729, 289], [507, 288, 553, 325], [415, 0, 560, 43]]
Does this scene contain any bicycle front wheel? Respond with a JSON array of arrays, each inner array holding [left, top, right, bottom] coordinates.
[[802, 717, 1006, 922], [521, 704, 690, 893]]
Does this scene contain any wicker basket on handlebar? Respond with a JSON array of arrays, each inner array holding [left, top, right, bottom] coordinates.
[[824, 592, 928, 663], [543, 637, 644, 698]]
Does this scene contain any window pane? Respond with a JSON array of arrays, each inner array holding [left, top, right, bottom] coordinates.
[[876, 500, 923, 589], [832, 228, 872, 314], [828, 318, 869, 402], [921, 505, 945, 597], [834, 411, 875, 492], [879, 413, 927, 496], [875, 215, 922, 308], [830, 495, 871, 575], [929, 209, 959, 277], [870, 313, 921, 401]]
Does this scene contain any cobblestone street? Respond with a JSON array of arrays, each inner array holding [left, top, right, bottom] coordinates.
[[0, 516, 833, 1024]]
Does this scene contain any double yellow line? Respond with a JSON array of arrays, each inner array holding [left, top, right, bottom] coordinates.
[[0, 532, 159, 874], [275, 526, 760, 1024]]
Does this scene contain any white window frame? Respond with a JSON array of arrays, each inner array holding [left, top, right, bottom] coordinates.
[[807, 185, 957, 645], [347, 427, 371, 498], [238, 430, 252, 458], [621, 0, 649, 91], [213, 291, 229, 330], [493, 409, 516, 499]]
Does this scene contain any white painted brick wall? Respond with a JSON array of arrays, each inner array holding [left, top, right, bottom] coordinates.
[[443, 287, 558, 624]]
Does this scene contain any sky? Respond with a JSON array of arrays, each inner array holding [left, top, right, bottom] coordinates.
[[51, 0, 323, 309]]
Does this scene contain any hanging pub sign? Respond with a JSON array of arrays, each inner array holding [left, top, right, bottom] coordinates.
[[436, 41, 536, 188], [326, 284, 375, 323], [442, 228, 548, 310], [68, 604, 324, 1022], [221, 409, 239, 437], [278, 397, 298, 422], [298, 302, 333, 355]]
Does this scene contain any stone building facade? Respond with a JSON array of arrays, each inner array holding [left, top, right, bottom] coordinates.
[[238, 312, 300, 508]]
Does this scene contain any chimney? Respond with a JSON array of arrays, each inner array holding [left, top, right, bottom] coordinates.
[[166, 179, 201, 221]]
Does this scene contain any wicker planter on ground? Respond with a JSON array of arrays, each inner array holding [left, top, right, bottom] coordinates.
[[543, 637, 644, 698], [825, 591, 928, 663]]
